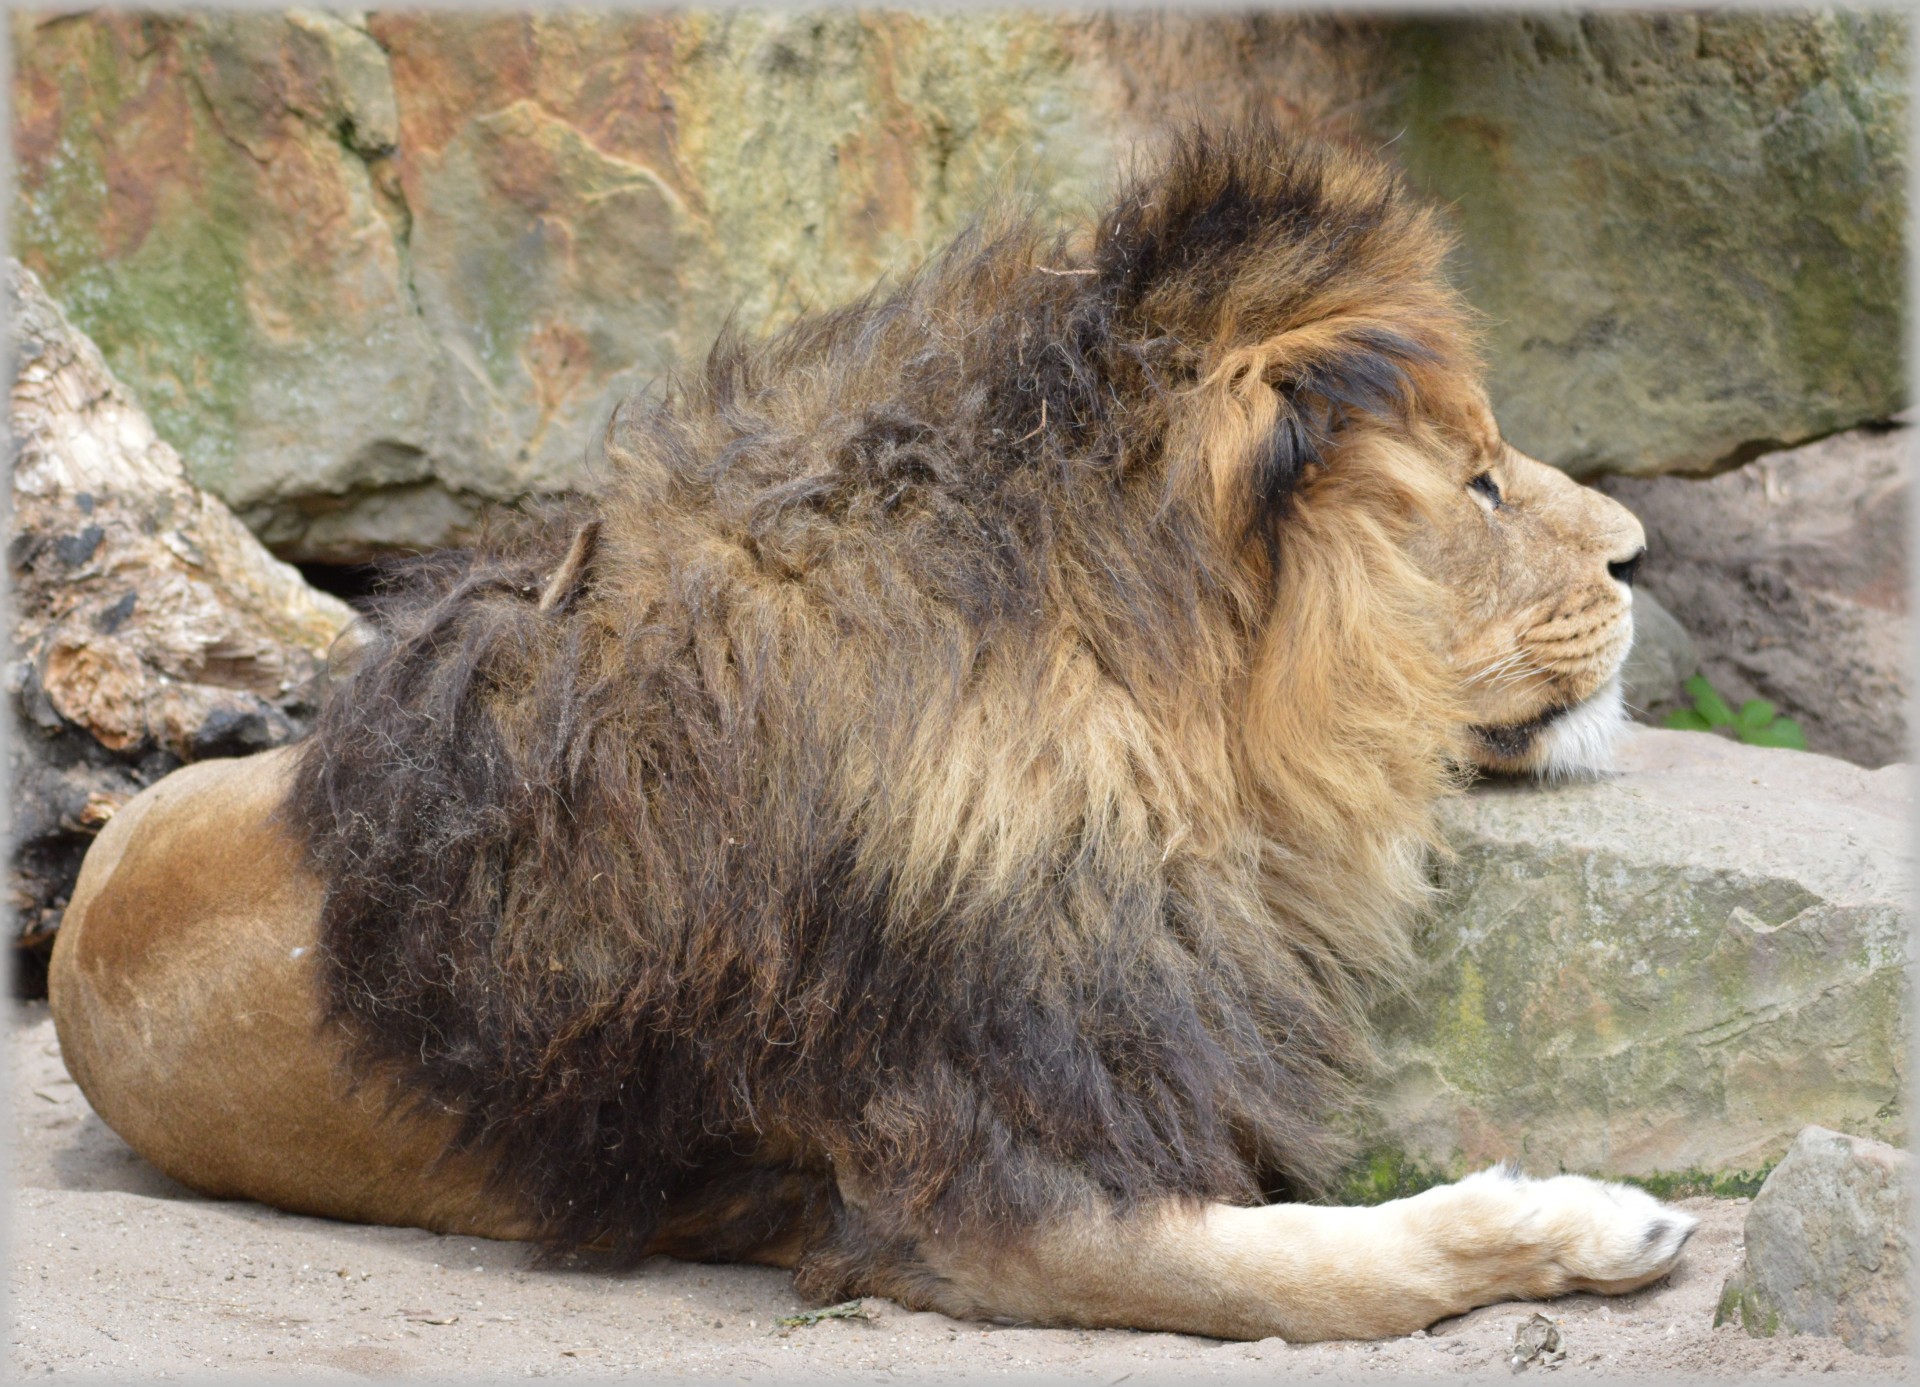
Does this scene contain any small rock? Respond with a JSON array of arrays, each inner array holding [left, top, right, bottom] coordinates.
[[1509, 1312, 1565, 1372], [1715, 1125, 1910, 1356]]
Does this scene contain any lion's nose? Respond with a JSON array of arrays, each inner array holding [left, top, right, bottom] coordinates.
[[1607, 547, 1645, 589]]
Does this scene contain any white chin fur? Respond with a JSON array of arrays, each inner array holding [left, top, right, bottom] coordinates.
[[1535, 676, 1629, 780]]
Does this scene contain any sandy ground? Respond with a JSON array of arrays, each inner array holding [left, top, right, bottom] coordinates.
[[8, 1000, 1908, 1382]]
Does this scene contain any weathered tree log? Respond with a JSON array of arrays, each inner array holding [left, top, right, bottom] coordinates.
[[7, 261, 353, 994]]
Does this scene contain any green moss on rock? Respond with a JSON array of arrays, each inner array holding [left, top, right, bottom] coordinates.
[[1622, 1165, 1774, 1202], [1714, 1279, 1783, 1337], [1334, 1146, 1457, 1206], [1336, 1146, 1775, 1207]]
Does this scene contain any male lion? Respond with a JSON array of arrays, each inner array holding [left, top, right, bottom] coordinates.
[[49, 124, 1689, 1342]]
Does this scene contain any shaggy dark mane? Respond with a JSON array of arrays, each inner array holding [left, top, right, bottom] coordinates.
[[287, 122, 1477, 1292]]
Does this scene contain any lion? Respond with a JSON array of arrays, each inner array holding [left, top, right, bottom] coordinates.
[[48, 123, 1688, 1343]]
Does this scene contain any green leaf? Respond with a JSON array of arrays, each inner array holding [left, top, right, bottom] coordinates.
[[1736, 699, 1777, 731], [1743, 717, 1807, 750], [1664, 708, 1715, 732], [1684, 675, 1736, 727]]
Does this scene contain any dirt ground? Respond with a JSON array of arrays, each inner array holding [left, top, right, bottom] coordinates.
[[7, 1000, 1907, 1381]]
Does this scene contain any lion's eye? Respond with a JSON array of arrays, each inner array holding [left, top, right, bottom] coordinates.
[[1469, 472, 1503, 507]]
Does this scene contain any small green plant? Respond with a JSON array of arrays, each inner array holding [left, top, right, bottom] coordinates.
[[1663, 674, 1806, 749]]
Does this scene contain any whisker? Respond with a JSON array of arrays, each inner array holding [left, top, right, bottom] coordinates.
[[1462, 650, 1526, 687]]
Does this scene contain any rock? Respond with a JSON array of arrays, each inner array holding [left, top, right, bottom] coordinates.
[[1619, 589, 1697, 719], [6, 261, 354, 992], [1385, 10, 1908, 477], [1715, 1125, 1910, 1356], [11, 11, 453, 558], [1600, 422, 1909, 768], [1509, 1312, 1567, 1371], [1355, 728, 1908, 1193]]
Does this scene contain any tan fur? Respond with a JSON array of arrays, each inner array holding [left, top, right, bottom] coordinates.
[[49, 750, 533, 1243], [49, 126, 1679, 1341], [886, 1168, 1689, 1341]]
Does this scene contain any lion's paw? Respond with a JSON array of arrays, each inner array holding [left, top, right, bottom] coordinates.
[[1452, 1164, 1698, 1297]]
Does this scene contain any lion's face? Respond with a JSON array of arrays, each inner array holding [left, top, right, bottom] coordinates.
[[1411, 404, 1647, 779]]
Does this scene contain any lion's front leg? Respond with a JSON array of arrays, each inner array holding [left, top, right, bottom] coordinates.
[[835, 1165, 1696, 1342]]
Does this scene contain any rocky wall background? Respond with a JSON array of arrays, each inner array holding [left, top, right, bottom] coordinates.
[[14, 9, 1906, 550], [14, 7, 1907, 765], [1387, 10, 1907, 479]]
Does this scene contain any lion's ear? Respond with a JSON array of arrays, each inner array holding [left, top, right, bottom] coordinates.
[[1095, 124, 1471, 544], [1185, 317, 1431, 541]]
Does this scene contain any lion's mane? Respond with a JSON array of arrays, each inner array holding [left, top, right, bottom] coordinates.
[[289, 123, 1482, 1290]]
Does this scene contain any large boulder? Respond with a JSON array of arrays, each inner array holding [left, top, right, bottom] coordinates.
[[1601, 421, 1910, 768], [1385, 10, 1908, 478], [6, 261, 354, 992], [1716, 1125, 1910, 1357], [1354, 728, 1908, 1194]]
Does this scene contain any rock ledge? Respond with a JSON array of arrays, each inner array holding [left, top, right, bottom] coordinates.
[[1358, 728, 1908, 1187]]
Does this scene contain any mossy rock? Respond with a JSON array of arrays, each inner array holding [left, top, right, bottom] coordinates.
[[1715, 1126, 1911, 1356], [1353, 729, 1909, 1185]]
